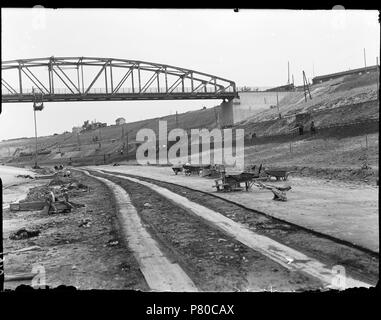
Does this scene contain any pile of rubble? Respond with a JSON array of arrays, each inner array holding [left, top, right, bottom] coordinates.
[[9, 228, 41, 240], [33, 167, 56, 175], [20, 185, 54, 202], [16, 174, 34, 179]]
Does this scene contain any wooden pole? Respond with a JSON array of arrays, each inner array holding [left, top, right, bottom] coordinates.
[[33, 106, 38, 168], [363, 48, 367, 69], [377, 57, 379, 101], [288, 61, 290, 85]]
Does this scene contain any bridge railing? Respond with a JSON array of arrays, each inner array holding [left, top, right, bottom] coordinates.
[[2, 86, 235, 96]]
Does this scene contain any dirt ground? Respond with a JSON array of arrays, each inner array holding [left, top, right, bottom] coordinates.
[[3, 170, 148, 290], [245, 132, 379, 185], [105, 171, 378, 286], [89, 170, 325, 292], [95, 165, 379, 253]]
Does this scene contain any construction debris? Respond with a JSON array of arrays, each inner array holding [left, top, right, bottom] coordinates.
[[255, 182, 291, 201], [33, 167, 56, 175], [1, 245, 41, 256], [10, 201, 46, 212], [16, 174, 34, 179], [9, 228, 41, 240], [78, 218, 92, 228], [5, 272, 39, 282]]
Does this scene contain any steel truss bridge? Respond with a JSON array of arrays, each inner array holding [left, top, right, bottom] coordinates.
[[1, 57, 238, 103]]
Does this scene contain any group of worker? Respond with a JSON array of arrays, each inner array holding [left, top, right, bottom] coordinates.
[[46, 187, 74, 214]]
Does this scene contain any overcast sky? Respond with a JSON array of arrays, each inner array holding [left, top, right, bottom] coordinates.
[[1, 8, 379, 140]]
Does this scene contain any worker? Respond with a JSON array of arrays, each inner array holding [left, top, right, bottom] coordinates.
[[61, 188, 74, 211], [310, 121, 316, 135], [46, 190, 58, 214]]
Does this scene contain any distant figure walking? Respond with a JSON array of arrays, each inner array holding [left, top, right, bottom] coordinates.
[[310, 121, 316, 135]]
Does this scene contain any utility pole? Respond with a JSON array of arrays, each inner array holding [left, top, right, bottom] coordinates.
[[33, 107, 38, 167], [302, 71, 312, 102], [287, 61, 290, 85], [377, 57, 379, 101], [32, 89, 44, 168], [276, 92, 281, 119], [363, 48, 367, 69]]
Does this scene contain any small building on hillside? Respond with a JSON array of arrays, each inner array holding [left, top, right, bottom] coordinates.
[[312, 65, 379, 84], [72, 126, 82, 134], [116, 117, 126, 126]]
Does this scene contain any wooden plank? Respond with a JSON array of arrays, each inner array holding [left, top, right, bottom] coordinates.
[[5, 272, 38, 282], [35, 174, 56, 179]]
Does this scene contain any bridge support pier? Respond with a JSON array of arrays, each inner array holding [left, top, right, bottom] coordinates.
[[219, 99, 234, 128]]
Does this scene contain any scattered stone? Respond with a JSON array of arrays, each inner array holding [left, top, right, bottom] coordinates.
[[217, 238, 227, 242], [144, 203, 152, 208], [9, 228, 41, 240], [120, 263, 130, 272], [107, 239, 119, 246], [78, 218, 91, 228]]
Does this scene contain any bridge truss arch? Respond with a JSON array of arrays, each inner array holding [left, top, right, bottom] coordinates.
[[1, 57, 237, 103]]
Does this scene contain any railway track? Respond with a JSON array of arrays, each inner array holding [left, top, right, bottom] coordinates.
[[80, 168, 378, 291]]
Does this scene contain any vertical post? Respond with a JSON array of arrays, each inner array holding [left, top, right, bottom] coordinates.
[[289, 142, 292, 154], [365, 135, 368, 149], [104, 63, 108, 94], [157, 71, 160, 93], [110, 62, 114, 93], [33, 106, 38, 168], [287, 61, 290, 85], [131, 67, 135, 93], [277, 92, 281, 118], [363, 48, 367, 69], [18, 64, 23, 95], [81, 63, 84, 94], [191, 72, 194, 92], [77, 65, 80, 94], [48, 64, 52, 94], [138, 65, 141, 93], [377, 57, 379, 101], [165, 68, 168, 92]]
